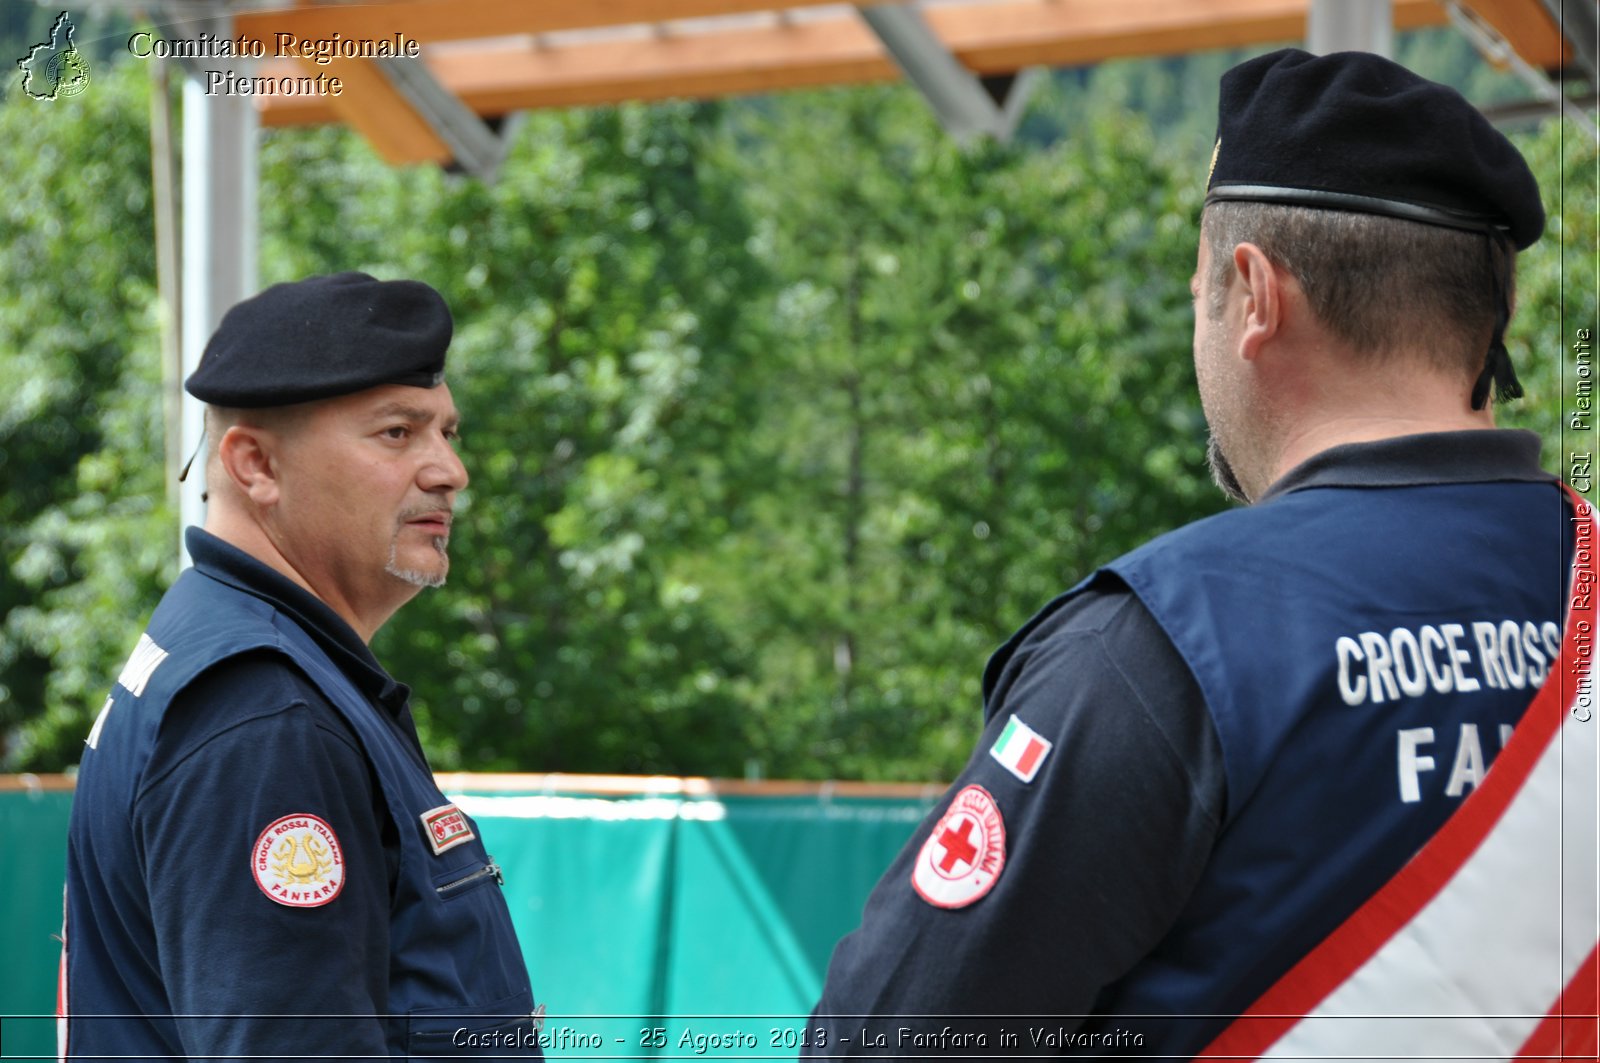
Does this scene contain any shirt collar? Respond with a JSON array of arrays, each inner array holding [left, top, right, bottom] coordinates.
[[184, 527, 412, 714], [1257, 429, 1555, 503]]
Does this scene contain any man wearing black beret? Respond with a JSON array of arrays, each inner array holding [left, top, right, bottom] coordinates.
[[809, 50, 1593, 1057], [62, 273, 544, 1058]]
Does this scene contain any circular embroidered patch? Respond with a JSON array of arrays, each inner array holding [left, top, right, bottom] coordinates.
[[251, 813, 345, 908], [911, 784, 1007, 909]]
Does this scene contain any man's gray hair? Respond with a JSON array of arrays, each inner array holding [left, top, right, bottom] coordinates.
[[202, 403, 311, 473], [1202, 202, 1513, 380]]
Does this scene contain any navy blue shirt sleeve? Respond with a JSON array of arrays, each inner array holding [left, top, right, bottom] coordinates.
[[132, 652, 394, 1060], [806, 586, 1225, 1057]]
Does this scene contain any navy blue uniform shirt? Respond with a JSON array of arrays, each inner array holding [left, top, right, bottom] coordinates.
[[64, 528, 536, 1059]]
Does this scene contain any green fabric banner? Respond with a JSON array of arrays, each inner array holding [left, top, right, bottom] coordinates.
[[3, 780, 936, 1060]]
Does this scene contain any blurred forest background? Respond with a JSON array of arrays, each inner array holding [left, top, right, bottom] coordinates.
[[2, 6, 1595, 779]]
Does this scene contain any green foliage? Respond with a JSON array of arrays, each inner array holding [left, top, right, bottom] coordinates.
[[0, 59, 171, 766], [4, 46, 1593, 781], [247, 87, 1226, 781], [706, 86, 1222, 778], [253, 103, 770, 773], [1496, 118, 1599, 472]]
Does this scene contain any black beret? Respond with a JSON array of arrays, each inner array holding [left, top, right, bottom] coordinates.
[[185, 272, 452, 407], [1206, 48, 1544, 250]]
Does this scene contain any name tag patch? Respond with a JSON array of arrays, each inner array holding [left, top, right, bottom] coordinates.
[[421, 803, 476, 855]]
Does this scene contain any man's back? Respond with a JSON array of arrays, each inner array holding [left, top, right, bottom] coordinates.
[[1087, 440, 1572, 1051]]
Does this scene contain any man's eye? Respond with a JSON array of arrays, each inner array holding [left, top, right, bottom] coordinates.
[[382, 425, 410, 440]]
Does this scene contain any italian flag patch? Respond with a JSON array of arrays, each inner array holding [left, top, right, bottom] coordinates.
[[989, 715, 1052, 783]]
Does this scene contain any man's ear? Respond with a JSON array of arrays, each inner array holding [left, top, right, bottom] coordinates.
[[1233, 241, 1284, 360], [217, 425, 282, 506]]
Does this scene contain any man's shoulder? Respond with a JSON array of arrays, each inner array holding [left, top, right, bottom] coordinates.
[[138, 567, 332, 705], [174, 646, 322, 716], [982, 577, 1190, 706], [148, 565, 279, 638], [146, 649, 361, 784], [1012, 579, 1164, 650], [1115, 474, 1561, 581], [1117, 493, 1298, 563]]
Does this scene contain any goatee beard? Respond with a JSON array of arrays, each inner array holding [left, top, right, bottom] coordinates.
[[386, 536, 448, 589]]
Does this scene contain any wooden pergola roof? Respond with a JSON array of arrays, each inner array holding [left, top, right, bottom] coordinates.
[[202, 0, 1588, 168]]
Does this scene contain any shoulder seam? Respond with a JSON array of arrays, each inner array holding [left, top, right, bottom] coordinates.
[[134, 698, 363, 804], [1091, 627, 1228, 827]]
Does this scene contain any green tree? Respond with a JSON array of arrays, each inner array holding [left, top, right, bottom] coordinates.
[[258, 102, 771, 773], [700, 84, 1227, 780], [1, 59, 168, 767], [1498, 117, 1600, 480], [4, 52, 1590, 784]]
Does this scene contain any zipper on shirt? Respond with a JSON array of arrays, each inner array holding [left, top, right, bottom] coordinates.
[[436, 858, 504, 896]]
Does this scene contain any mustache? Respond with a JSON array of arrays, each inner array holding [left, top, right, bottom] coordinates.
[[397, 504, 453, 530]]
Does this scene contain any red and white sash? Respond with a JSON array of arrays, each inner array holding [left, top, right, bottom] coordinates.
[[1202, 487, 1599, 1060]]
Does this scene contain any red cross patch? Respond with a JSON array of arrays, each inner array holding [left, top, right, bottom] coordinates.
[[911, 784, 1006, 909]]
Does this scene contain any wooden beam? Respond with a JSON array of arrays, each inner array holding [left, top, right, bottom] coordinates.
[[1457, 0, 1570, 71], [234, 0, 850, 50], [230, 0, 1567, 74], [919, 0, 1447, 71], [255, 0, 1455, 128], [308, 57, 453, 164], [257, 15, 898, 125]]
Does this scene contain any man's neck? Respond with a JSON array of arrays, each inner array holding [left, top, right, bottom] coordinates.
[[203, 510, 390, 643], [1265, 404, 1497, 497]]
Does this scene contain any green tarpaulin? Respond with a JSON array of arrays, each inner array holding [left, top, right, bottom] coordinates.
[[2, 779, 936, 1060]]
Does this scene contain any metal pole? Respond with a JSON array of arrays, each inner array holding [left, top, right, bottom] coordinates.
[[858, 3, 1034, 144], [150, 56, 181, 526], [178, 11, 258, 568], [1307, 0, 1393, 57]]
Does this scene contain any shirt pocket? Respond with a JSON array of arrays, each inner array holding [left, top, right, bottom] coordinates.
[[406, 987, 541, 1057], [432, 856, 504, 902]]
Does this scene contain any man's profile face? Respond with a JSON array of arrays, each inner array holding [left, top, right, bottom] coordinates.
[[270, 382, 468, 616]]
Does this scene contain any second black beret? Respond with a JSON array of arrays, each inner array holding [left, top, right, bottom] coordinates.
[[1206, 48, 1545, 250]]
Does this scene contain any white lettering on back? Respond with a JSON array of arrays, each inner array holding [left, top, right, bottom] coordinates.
[[85, 695, 113, 750], [115, 633, 169, 698], [1444, 723, 1486, 797], [1397, 728, 1437, 803], [1472, 622, 1506, 689]]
